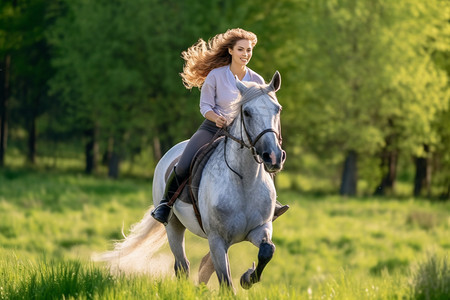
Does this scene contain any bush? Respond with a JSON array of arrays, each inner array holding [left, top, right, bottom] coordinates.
[[410, 253, 450, 300]]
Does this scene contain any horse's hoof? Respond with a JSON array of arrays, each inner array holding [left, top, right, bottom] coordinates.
[[240, 272, 253, 289], [240, 262, 256, 289]]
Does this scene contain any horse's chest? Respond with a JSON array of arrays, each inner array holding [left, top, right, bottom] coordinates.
[[200, 159, 276, 239], [203, 182, 274, 227]]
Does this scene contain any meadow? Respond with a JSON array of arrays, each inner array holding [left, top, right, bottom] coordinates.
[[0, 165, 449, 299]]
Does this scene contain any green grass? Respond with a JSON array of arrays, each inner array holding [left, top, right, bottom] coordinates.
[[0, 167, 449, 299]]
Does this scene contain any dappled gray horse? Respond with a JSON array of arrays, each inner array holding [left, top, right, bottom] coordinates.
[[98, 71, 285, 291]]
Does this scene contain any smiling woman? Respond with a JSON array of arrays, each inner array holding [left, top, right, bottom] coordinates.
[[228, 39, 253, 79], [151, 28, 289, 226]]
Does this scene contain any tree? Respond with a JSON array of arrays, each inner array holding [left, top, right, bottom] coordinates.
[[0, 55, 10, 167], [0, 0, 58, 166], [434, 108, 450, 199], [283, 0, 449, 196], [0, 1, 17, 167], [382, 0, 449, 197], [427, 4, 450, 199], [49, 0, 238, 177]]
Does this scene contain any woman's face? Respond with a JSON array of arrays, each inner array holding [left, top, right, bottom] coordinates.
[[229, 39, 253, 67]]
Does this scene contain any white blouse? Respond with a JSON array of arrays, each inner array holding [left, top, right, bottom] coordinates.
[[199, 65, 265, 118]]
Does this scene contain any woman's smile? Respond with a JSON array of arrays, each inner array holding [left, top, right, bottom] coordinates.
[[230, 39, 253, 67]]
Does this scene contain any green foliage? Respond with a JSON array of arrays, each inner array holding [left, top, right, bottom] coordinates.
[[47, 0, 253, 158], [277, 0, 449, 194], [2, 0, 450, 190], [0, 0, 56, 139]]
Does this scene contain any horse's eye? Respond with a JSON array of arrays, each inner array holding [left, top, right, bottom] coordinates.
[[243, 110, 251, 118]]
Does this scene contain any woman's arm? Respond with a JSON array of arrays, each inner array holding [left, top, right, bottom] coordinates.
[[205, 110, 227, 128]]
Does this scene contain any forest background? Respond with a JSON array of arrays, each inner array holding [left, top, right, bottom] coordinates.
[[1, 0, 449, 198], [0, 1, 449, 299]]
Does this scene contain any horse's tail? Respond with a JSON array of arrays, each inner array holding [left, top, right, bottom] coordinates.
[[92, 208, 171, 276]]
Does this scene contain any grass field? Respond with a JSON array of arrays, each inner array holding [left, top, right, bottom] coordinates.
[[0, 167, 449, 299]]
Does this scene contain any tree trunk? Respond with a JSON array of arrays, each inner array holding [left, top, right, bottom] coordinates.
[[374, 149, 398, 195], [413, 157, 427, 197], [0, 55, 11, 167], [340, 150, 358, 196], [414, 145, 431, 197], [27, 111, 37, 164], [153, 135, 162, 163], [25, 87, 41, 165], [85, 125, 99, 174], [108, 152, 120, 179], [107, 137, 120, 179], [440, 183, 450, 200]]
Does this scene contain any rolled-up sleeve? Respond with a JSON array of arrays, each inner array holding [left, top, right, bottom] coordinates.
[[199, 75, 216, 117]]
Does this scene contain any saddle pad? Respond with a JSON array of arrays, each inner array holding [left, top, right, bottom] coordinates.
[[188, 136, 224, 204], [163, 137, 223, 205]]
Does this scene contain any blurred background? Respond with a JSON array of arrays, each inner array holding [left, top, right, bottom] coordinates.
[[0, 0, 449, 198], [1, 2, 449, 298]]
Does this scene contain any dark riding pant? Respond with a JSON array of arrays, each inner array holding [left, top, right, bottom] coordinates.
[[175, 119, 221, 180]]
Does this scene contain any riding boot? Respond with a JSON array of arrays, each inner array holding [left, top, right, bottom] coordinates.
[[151, 167, 181, 225], [272, 201, 289, 222]]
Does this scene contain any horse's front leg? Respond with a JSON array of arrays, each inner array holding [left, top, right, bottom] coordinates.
[[207, 235, 235, 292], [240, 223, 275, 289], [166, 216, 190, 277]]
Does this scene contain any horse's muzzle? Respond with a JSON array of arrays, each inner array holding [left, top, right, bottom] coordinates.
[[262, 149, 286, 173]]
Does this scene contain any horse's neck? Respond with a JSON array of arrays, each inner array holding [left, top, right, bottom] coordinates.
[[225, 122, 264, 182]]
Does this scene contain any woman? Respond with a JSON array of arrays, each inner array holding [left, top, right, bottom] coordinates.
[[152, 28, 288, 225]]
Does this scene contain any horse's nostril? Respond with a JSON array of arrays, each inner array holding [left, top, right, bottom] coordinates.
[[282, 150, 286, 162], [262, 152, 271, 163]]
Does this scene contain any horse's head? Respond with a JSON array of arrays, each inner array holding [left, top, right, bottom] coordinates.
[[234, 71, 286, 173]]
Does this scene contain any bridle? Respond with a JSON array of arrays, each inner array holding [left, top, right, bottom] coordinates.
[[221, 96, 283, 179]]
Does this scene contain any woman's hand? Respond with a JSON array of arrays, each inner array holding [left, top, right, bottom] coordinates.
[[205, 111, 228, 128], [215, 115, 227, 128]]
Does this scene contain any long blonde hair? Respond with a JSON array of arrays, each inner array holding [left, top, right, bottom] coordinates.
[[180, 28, 258, 89]]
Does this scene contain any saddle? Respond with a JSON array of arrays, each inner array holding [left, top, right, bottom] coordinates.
[[165, 136, 224, 230]]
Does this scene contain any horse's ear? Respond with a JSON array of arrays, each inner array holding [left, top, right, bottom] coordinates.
[[235, 75, 247, 94], [269, 71, 281, 92]]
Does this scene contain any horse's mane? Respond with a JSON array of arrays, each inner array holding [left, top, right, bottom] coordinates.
[[228, 82, 277, 120]]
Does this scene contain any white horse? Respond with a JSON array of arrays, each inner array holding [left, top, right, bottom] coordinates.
[[97, 71, 285, 292]]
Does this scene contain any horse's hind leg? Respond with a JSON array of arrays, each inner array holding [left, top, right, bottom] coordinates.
[[198, 252, 215, 284], [240, 223, 275, 289], [166, 216, 190, 277]]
